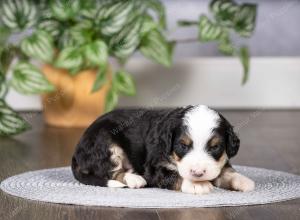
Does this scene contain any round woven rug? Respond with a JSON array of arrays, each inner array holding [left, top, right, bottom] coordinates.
[[1, 166, 300, 208]]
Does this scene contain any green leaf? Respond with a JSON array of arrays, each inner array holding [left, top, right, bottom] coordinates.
[[143, 0, 167, 29], [0, 82, 8, 99], [218, 36, 235, 55], [13, 46, 29, 61], [50, 0, 81, 21], [58, 21, 93, 48], [58, 29, 77, 48], [73, 18, 93, 30], [210, 0, 239, 27], [79, 0, 99, 19], [98, 0, 135, 36], [114, 70, 136, 96], [37, 18, 61, 38], [0, 99, 31, 136], [239, 46, 250, 85], [198, 15, 225, 42], [55, 47, 83, 74], [0, 45, 15, 73], [21, 31, 54, 63], [0, 72, 4, 82], [11, 62, 55, 94], [69, 21, 94, 45], [0, 25, 11, 45], [140, 15, 159, 38], [1, 0, 38, 31], [177, 20, 199, 27], [234, 4, 257, 37], [218, 42, 235, 56], [91, 65, 108, 93], [105, 88, 118, 113], [0, 73, 8, 98], [84, 40, 108, 67], [94, 1, 112, 23], [36, 0, 50, 11], [140, 29, 174, 67], [109, 16, 143, 59]]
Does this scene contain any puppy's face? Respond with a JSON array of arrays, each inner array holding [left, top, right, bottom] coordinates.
[[172, 105, 240, 182]]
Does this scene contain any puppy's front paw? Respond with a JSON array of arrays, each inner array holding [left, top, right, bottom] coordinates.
[[181, 179, 213, 195], [124, 173, 147, 189], [231, 173, 255, 192]]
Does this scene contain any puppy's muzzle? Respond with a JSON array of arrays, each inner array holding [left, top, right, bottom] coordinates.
[[190, 168, 206, 178]]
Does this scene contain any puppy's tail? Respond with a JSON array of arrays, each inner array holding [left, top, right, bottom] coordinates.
[[71, 157, 108, 186]]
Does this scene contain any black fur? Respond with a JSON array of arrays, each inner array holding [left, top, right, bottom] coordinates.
[[71, 107, 239, 188], [72, 107, 189, 187], [218, 114, 240, 158], [172, 125, 192, 159], [204, 113, 240, 160]]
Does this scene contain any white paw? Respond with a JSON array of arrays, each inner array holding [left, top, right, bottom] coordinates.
[[107, 180, 127, 188], [181, 179, 213, 195], [123, 173, 147, 189], [231, 173, 255, 192]]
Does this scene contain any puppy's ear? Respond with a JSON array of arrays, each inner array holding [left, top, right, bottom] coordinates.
[[226, 126, 240, 158], [161, 122, 177, 153], [160, 109, 186, 152]]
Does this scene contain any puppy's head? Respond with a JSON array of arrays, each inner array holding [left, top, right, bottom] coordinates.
[[172, 105, 239, 182]]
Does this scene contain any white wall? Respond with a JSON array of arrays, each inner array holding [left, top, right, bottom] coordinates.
[[6, 57, 300, 110]]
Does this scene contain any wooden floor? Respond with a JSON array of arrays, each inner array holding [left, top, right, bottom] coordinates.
[[0, 110, 300, 220]]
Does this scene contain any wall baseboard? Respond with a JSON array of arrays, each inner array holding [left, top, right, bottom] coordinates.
[[6, 57, 300, 110]]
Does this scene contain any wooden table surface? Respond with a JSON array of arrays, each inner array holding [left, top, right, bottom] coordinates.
[[0, 111, 300, 220]]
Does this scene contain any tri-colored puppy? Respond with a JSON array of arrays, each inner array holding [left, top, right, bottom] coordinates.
[[72, 105, 255, 194]]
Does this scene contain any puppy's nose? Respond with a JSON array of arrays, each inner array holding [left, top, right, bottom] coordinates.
[[190, 169, 206, 178]]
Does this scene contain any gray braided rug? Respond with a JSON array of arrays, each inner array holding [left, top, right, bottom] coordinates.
[[1, 166, 300, 208]]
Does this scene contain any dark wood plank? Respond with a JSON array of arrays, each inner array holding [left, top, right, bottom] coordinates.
[[0, 111, 300, 220]]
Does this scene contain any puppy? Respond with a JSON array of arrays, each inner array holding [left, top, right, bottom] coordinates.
[[72, 105, 255, 194]]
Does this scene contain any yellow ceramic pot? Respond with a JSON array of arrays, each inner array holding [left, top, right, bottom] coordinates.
[[41, 64, 111, 127]]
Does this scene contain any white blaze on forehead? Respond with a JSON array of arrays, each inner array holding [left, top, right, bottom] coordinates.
[[178, 105, 223, 181], [183, 105, 220, 149]]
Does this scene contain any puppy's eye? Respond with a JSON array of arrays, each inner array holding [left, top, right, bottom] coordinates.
[[209, 137, 220, 149], [180, 143, 190, 150], [210, 144, 219, 149], [181, 143, 188, 148]]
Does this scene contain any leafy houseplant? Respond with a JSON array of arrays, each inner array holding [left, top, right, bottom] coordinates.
[[0, 0, 257, 136], [178, 0, 256, 84]]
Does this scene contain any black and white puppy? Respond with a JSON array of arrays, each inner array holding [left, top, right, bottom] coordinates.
[[72, 105, 255, 194]]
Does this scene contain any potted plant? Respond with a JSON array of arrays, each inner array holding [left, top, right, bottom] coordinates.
[[0, 0, 256, 136]]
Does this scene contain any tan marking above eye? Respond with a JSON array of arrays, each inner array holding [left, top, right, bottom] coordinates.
[[180, 135, 192, 146], [209, 136, 220, 147]]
